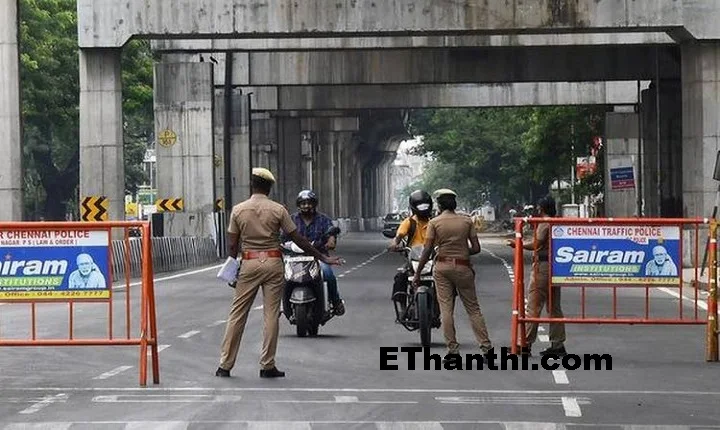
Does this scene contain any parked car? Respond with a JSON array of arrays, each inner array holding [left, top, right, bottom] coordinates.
[[382, 212, 404, 237]]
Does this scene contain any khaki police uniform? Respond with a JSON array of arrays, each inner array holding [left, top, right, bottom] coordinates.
[[426, 202, 492, 354], [218, 171, 298, 372], [520, 222, 565, 346]]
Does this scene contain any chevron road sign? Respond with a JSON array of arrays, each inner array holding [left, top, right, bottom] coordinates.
[[214, 199, 224, 211], [80, 196, 108, 221], [155, 198, 184, 212]]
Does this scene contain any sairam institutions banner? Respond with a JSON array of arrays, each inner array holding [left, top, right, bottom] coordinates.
[[0, 229, 110, 300], [550, 224, 680, 285]]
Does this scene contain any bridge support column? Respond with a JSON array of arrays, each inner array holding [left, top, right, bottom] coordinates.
[[277, 117, 304, 207], [311, 131, 338, 218], [603, 109, 640, 218], [214, 88, 251, 209], [79, 48, 124, 222], [0, 0, 22, 220], [251, 113, 280, 200], [681, 42, 720, 218], [153, 62, 216, 236], [640, 79, 682, 217]]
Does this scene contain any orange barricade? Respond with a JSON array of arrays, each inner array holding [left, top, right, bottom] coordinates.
[[510, 217, 719, 361], [0, 221, 160, 386]]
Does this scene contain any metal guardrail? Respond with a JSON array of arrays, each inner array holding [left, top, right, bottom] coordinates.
[[110, 236, 219, 282]]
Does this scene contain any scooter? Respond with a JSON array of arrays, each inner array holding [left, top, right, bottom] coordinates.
[[281, 226, 341, 337]]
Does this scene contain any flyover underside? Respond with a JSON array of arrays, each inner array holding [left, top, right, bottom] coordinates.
[[77, 0, 720, 47], [221, 46, 681, 86], [150, 32, 676, 52]]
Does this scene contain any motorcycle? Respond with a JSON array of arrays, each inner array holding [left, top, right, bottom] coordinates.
[[281, 226, 341, 337], [383, 229, 441, 347]]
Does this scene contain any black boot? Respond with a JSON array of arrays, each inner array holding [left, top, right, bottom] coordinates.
[[260, 367, 286, 378]]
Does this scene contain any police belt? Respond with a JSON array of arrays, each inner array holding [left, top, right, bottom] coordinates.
[[242, 249, 282, 260], [436, 256, 471, 267]]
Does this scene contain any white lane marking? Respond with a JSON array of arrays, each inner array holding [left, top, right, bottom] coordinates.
[[207, 320, 226, 327], [657, 287, 708, 311], [124, 422, 189, 430], [538, 334, 550, 343], [338, 250, 386, 277], [561, 396, 582, 417], [247, 423, 311, 430], [3, 424, 73, 430], [253, 305, 263, 310], [18, 393, 68, 414], [376, 423, 443, 430], [538, 327, 546, 332], [93, 366, 133, 380], [9, 388, 720, 396], [271, 399, 417, 404], [334, 396, 358, 403], [502, 424, 561, 430], [178, 330, 201, 339], [147, 344, 171, 355], [112, 263, 224, 290], [93, 395, 243, 403], [552, 371, 569, 385]]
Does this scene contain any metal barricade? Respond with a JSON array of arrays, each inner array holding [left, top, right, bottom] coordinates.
[[510, 217, 718, 361], [0, 221, 160, 386]]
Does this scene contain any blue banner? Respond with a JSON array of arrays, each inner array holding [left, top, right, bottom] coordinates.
[[0, 229, 110, 300], [550, 225, 680, 285]]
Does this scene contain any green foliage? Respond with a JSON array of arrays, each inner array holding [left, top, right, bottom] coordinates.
[[407, 106, 607, 209], [19, 0, 154, 220]]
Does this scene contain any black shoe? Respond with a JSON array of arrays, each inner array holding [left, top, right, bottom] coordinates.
[[215, 367, 230, 377], [260, 367, 285, 378], [540, 344, 566, 356], [443, 352, 461, 364], [332, 299, 345, 316]]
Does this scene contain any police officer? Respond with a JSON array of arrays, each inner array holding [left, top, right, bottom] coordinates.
[[412, 189, 493, 358], [215, 168, 343, 378], [507, 195, 566, 356]]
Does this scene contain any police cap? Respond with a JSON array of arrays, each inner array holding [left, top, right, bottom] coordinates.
[[433, 188, 457, 198], [252, 167, 276, 183]]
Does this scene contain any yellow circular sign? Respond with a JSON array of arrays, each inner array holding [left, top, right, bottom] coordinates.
[[158, 129, 177, 147]]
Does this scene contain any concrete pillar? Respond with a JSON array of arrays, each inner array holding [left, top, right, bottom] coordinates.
[[640, 79, 682, 217], [214, 89, 251, 208], [0, 0, 22, 220], [79, 48, 124, 222], [603, 110, 640, 217], [312, 131, 338, 218], [337, 134, 359, 218], [250, 113, 280, 200], [681, 42, 720, 218], [154, 62, 215, 214], [277, 117, 304, 207]]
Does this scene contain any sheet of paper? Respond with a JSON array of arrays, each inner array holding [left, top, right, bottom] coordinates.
[[217, 257, 240, 283]]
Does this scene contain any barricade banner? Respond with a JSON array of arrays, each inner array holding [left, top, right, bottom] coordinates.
[[509, 217, 718, 362], [0, 229, 111, 300], [0, 221, 160, 386], [551, 224, 681, 285]]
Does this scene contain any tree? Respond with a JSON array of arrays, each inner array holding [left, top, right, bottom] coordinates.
[[19, 0, 153, 220], [407, 106, 607, 210]]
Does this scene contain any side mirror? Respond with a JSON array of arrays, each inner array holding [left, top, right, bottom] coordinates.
[[382, 229, 395, 239], [327, 226, 341, 236]]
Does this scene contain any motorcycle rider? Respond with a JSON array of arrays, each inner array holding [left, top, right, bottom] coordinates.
[[281, 190, 345, 319], [388, 190, 433, 313]]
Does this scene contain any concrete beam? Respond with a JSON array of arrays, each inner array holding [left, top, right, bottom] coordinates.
[[151, 33, 676, 52], [243, 46, 679, 86], [79, 0, 719, 48], [300, 117, 359, 132], [0, 0, 22, 220], [246, 82, 648, 111]]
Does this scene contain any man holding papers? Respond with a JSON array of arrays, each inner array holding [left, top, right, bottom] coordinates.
[[215, 168, 344, 379]]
